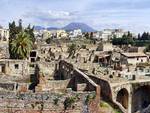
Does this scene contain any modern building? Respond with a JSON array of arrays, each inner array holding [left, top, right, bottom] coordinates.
[[93, 29, 132, 41], [69, 29, 82, 38]]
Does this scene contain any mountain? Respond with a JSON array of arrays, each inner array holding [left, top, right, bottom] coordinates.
[[34, 22, 96, 32], [34, 26, 59, 31], [34, 26, 45, 31], [47, 27, 59, 30], [62, 22, 96, 32]]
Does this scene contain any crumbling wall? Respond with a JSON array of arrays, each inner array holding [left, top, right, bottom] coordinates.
[[0, 82, 15, 91], [57, 60, 100, 101], [88, 76, 112, 100], [43, 80, 70, 91], [0, 60, 29, 78]]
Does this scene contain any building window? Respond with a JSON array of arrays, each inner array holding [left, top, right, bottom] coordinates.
[[30, 51, 37, 57], [14, 64, 19, 69], [137, 57, 139, 60], [31, 58, 35, 62]]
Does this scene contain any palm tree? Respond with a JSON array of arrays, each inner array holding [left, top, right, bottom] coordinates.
[[10, 31, 33, 59]]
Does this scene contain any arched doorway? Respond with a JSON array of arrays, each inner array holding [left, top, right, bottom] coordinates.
[[116, 88, 129, 109], [132, 85, 150, 112]]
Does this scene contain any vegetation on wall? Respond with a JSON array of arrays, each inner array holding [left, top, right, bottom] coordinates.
[[64, 96, 76, 110], [85, 93, 96, 105]]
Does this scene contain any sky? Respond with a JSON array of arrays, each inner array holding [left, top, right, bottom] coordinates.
[[1, 0, 150, 33]]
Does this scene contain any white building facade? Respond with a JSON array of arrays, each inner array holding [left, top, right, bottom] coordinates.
[[93, 29, 132, 41], [69, 29, 82, 38], [0, 28, 9, 42]]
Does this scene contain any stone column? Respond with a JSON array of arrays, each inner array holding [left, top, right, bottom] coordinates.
[[128, 86, 133, 113]]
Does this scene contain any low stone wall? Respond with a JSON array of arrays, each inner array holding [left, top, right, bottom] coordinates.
[[46, 80, 70, 90], [0, 91, 96, 113], [0, 82, 15, 91]]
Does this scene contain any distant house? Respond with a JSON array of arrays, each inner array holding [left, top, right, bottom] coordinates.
[[113, 29, 128, 38], [40, 29, 68, 40], [0, 28, 9, 59], [124, 46, 146, 53], [93, 29, 128, 41], [56, 30, 68, 39], [96, 42, 113, 52], [0, 43, 9, 59], [69, 29, 82, 38], [0, 28, 9, 42], [93, 51, 112, 66], [121, 52, 148, 65]]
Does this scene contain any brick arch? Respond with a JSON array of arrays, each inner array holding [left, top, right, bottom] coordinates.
[[132, 85, 150, 113], [116, 88, 129, 109]]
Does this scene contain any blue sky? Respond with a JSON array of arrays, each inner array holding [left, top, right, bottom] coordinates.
[[1, 0, 150, 33]]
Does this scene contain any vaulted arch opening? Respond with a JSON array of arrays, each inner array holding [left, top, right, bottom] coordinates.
[[132, 85, 150, 112], [116, 88, 129, 109]]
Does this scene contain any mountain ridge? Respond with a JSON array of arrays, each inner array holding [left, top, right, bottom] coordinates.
[[34, 22, 96, 32]]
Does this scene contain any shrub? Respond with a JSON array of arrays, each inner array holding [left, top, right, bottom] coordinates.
[[85, 93, 96, 105], [53, 97, 59, 105], [46, 38, 52, 44], [64, 96, 76, 110], [81, 45, 86, 49]]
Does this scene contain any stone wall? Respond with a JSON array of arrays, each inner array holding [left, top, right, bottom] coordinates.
[[0, 91, 96, 113], [0, 82, 31, 93], [43, 80, 70, 91], [89, 75, 112, 100], [0, 82, 15, 91], [57, 60, 74, 80], [0, 59, 29, 78], [57, 60, 100, 98]]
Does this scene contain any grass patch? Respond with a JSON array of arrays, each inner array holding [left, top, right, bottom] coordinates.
[[100, 101, 122, 113], [100, 101, 110, 108], [114, 109, 122, 113]]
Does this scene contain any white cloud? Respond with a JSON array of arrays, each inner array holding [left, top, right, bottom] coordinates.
[[48, 10, 70, 18], [23, 9, 77, 27]]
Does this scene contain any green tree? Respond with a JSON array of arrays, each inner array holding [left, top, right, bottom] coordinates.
[[25, 24, 35, 43], [10, 31, 33, 59], [67, 43, 77, 58], [45, 38, 52, 44], [112, 32, 134, 45], [9, 21, 22, 58], [90, 32, 93, 39], [9, 20, 34, 59], [146, 44, 150, 52], [84, 32, 90, 39], [18, 19, 23, 31]]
